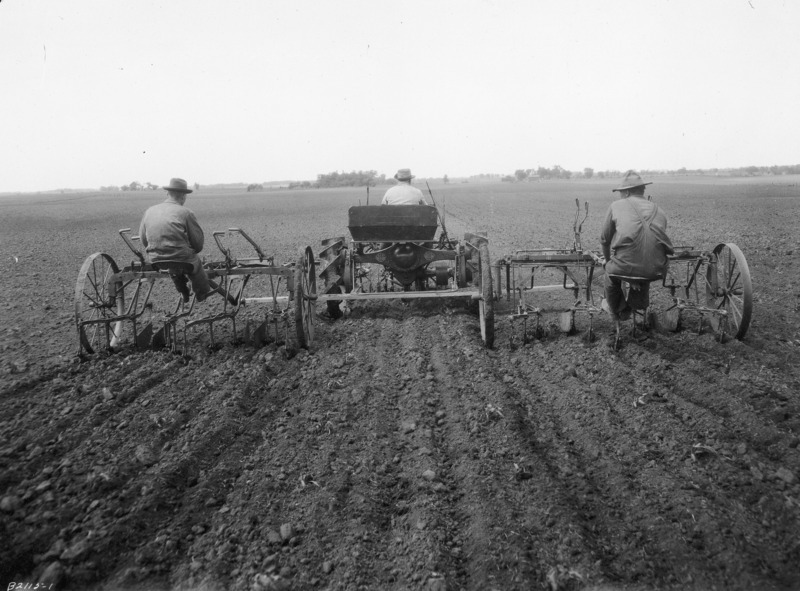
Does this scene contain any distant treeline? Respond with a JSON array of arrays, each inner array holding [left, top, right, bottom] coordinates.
[[288, 170, 387, 189], [96, 163, 800, 193], [504, 163, 800, 183], [660, 164, 800, 176]]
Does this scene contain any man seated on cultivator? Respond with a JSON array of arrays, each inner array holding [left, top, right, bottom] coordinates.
[[600, 170, 674, 321], [381, 168, 428, 205], [139, 178, 213, 302]]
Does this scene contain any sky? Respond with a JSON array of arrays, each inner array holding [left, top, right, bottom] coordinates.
[[2, 0, 799, 193]]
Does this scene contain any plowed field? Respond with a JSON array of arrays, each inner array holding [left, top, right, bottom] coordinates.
[[1, 177, 799, 591]]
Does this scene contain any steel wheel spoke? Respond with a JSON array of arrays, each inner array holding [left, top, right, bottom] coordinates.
[[707, 243, 753, 340], [727, 270, 741, 291], [727, 298, 744, 324]]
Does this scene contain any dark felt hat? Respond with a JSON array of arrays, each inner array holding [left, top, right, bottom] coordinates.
[[162, 178, 193, 193], [612, 170, 652, 192]]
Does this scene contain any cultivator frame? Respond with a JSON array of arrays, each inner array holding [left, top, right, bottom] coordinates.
[[500, 200, 753, 347], [315, 204, 496, 348], [75, 228, 315, 357]]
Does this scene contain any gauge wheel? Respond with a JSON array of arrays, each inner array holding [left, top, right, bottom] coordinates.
[[706, 242, 752, 339], [75, 252, 125, 354], [293, 246, 317, 349], [343, 248, 354, 292], [478, 243, 495, 348]]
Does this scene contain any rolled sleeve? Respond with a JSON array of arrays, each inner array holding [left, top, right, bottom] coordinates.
[[185, 212, 205, 253], [138, 218, 149, 248], [599, 208, 615, 261]]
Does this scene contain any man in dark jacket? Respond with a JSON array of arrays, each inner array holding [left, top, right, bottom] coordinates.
[[139, 178, 212, 302], [600, 171, 674, 321]]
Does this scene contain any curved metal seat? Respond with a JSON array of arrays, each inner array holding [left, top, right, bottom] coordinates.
[[152, 261, 193, 302], [152, 261, 194, 275]]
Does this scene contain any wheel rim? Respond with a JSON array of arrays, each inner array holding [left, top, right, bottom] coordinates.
[[343, 249, 354, 292], [456, 246, 468, 288], [478, 243, 495, 348], [294, 247, 316, 347], [706, 243, 752, 339], [304, 247, 316, 343], [75, 253, 123, 353]]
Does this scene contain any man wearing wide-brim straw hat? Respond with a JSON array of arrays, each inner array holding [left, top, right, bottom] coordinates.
[[139, 178, 213, 302], [381, 168, 428, 205], [599, 170, 674, 322]]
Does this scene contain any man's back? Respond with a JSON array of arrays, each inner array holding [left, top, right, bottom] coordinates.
[[601, 196, 673, 279], [381, 183, 426, 205], [139, 201, 204, 263]]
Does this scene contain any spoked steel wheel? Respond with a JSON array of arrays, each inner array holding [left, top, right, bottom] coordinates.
[[478, 243, 495, 348], [75, 252, 124, 354], [706, 242, 752, 339], [293, 246, 317, 349], [342, 248, 354, 292]]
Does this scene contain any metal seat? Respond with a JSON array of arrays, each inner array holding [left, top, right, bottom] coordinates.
[[152, 261, 194, 275], [152, 261, 193, 302]]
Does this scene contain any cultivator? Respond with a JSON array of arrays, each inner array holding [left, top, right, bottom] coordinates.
[[75, 228, 315, 357], [499, 200, 753, 348]]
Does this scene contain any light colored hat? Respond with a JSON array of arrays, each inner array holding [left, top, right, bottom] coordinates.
[[394, 168, 414, 181], [612, 170, 652, 192], [162, 178, 193, 193]]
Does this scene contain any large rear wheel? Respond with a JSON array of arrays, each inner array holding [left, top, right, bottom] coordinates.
[[706, 242, 752, 339], [478, 243, 495, 348], [75, 253, 125, 354], [293, 246, 317, 349]]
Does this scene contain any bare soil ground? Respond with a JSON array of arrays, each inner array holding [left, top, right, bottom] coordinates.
[[1, 178, 799, 590]]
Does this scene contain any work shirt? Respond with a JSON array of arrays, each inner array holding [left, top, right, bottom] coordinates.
[[600, 196, 674, 280], [139, 200, 205, 264], [381, 183, 427, 205]]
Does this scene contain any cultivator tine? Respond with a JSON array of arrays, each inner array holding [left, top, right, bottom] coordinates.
[[136, 323, 153, 349], [559, 311, 575, 334], [250, 320, 269, 346], [151, 324, 167, 350], [631, 311, 642, 338], [509, 315, 521, 349]]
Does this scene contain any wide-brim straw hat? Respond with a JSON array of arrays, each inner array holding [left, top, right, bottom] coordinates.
[[612, 170, 652, 192], [394, 168, 414, 181], [162, 178, 193, 193]]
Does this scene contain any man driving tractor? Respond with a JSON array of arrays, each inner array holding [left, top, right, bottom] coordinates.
[[381, 168, 428, 205]]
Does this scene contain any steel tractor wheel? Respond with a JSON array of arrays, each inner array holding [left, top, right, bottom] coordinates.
[[293, 246, 317, 349], [478, 243, 495, 348], [75, 252, 125, 354], [342, 248, 354, 292], [706, 242, 752, 339]]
